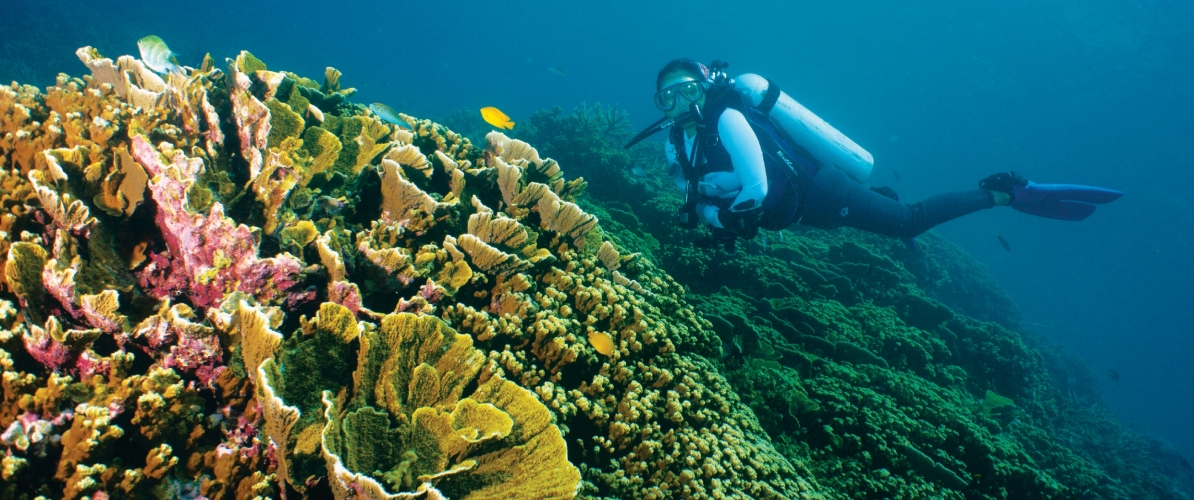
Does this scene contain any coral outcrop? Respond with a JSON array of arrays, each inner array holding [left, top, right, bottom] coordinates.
[[0, 45, 821, 500]]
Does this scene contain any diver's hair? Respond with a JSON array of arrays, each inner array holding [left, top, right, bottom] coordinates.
[[656, 59, 712, 90]]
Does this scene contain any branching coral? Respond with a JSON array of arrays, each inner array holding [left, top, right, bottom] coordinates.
[[131, 302, 223, 385], [570, 102, 632, 142]]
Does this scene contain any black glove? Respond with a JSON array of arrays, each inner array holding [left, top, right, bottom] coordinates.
[[717, 206, 763, 239]]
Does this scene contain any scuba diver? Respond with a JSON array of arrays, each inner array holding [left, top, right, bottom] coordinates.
[[624, 59, 1123, 253]]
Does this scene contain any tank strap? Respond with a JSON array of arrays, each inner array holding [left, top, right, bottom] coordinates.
[[759, 78, 782, 115]]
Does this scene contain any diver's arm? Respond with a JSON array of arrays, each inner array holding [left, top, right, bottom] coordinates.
[[719, 108, 767, 211]]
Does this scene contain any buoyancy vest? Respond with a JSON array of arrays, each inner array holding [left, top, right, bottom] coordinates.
[[670, 84, 821, 230]]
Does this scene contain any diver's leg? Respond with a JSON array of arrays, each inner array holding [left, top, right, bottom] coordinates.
[[798, 167, 995, 238]]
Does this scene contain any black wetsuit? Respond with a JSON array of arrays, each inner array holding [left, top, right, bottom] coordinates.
[[667, 90, 997, 240], [798, 166, 997, 239]]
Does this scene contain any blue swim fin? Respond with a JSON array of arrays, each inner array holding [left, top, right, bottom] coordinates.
[[981, 172, 1123, 221], [1011, 181, 1123, 221]]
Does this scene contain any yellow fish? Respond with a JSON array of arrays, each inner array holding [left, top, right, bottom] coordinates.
[[588, 331, 615, 356], [480, 107, 515, 130]]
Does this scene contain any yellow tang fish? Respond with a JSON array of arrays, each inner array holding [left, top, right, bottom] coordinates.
[[480, 106, 515, 130], [137, 35, 181, 74], [588, 331, 615, 356]]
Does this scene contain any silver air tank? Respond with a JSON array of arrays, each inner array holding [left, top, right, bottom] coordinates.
[[734, 74, 874, 182]]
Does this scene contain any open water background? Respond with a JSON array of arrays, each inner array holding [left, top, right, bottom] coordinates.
[[3, 0, 1192, 463]]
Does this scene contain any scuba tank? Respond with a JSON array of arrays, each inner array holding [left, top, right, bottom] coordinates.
[[625, 64, 874, 184], [623, 60, 872, 248], [733, 73, 873, 182]]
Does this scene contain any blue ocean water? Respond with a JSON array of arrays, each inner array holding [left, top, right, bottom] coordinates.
[[3, 0, 1191, 472]]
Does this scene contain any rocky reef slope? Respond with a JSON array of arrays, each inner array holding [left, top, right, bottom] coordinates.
[[512, 104, 1194, 500]]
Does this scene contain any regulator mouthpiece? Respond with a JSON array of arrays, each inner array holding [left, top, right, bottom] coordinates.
[[624, 116, 674, 149]]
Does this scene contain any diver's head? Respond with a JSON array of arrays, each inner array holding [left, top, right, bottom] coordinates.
[[655, 59, 711, 120]]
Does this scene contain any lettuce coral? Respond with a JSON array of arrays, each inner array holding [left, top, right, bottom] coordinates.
[[312, 311, 581, 498]]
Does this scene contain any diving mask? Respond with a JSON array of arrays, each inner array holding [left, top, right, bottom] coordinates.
[[654, 80, 704, 111]]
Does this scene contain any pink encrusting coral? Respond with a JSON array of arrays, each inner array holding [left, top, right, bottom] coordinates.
[[326, 280, 362, 314], [130, 134, 301, 309], [20, 325, 77, 373], [131, 303, 226, 387]]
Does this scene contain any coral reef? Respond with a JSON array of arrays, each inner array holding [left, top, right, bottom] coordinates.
[[663, 220, 1194, 500], [516, 104, 662, 219], [0, 45, 825, 500], [518, 102, 1194, 499], [1, 40, 1190, 500]]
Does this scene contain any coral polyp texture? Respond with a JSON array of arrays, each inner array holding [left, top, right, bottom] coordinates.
[[0, 46, 820, 499]]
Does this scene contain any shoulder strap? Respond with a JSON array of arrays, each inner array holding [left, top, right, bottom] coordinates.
[[758, 78, 781, 115], [669, 126, 695, 179], [670, 124, 707, 228]]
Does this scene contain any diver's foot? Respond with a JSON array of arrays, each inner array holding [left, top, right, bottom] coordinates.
[[979, 171, 1027, 206]]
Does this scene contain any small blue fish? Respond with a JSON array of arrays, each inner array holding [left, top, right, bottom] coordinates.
[[369, 103, 411, 129]]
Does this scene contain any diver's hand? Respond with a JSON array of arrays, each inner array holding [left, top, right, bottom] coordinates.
[[717, 206, 762, 239]]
